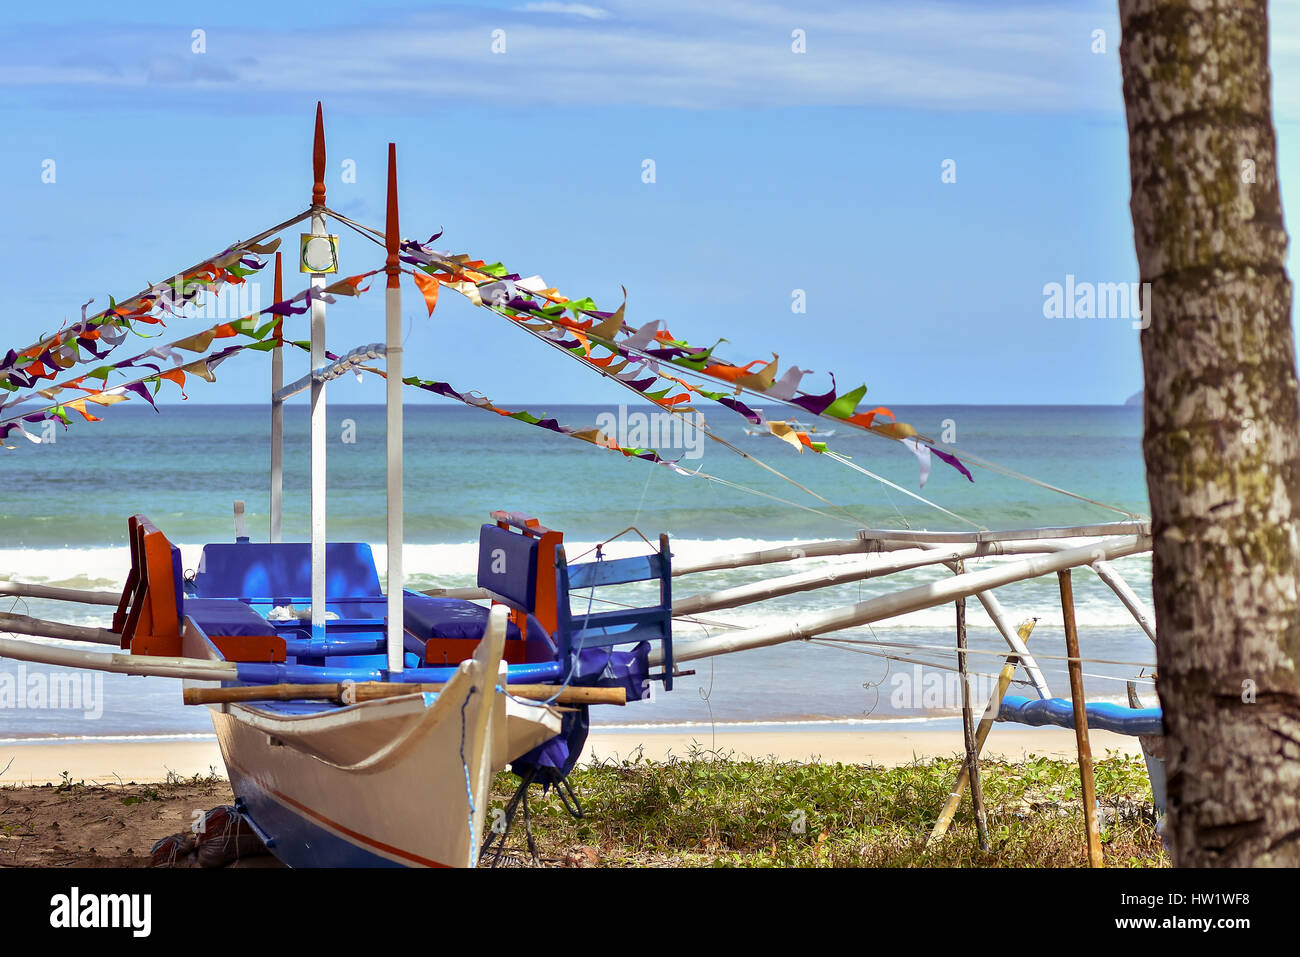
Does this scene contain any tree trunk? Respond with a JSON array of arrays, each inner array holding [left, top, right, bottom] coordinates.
[[1119, 0, 1300, 865]]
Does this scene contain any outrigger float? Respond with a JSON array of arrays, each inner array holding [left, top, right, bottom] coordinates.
[[0, 106, 1162, 867]]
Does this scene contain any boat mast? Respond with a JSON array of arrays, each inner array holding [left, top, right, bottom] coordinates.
[[308, 103, 329, 640], [384, 143, 405, 673], [270, 251, 284, 543]]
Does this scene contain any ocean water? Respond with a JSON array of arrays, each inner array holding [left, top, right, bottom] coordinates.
[[0, 403, 1154, 743]]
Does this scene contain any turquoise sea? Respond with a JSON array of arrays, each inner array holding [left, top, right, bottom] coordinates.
[[0, 403, 1155, 743]]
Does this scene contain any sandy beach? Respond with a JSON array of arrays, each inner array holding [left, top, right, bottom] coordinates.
[[0, 728, 1141, 787]]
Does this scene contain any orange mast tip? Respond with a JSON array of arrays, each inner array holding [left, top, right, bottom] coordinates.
[[385, 142, 400, 288], [312, 102, 326, 207]]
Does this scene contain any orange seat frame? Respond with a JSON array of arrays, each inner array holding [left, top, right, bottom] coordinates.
[[113, 515, 285, 663]]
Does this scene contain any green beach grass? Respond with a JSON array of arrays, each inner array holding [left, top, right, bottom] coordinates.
[[487, 748, 1166, 867]]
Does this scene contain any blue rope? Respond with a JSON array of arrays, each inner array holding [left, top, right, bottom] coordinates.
[[458, 684, 479, 857]]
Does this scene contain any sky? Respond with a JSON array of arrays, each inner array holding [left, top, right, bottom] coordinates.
[[2, 0, 1299, 406]]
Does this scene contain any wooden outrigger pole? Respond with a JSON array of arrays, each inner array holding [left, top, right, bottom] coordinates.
[[652, 535, 1149, 665], [0, 581, 119, 606], [183, 682, 624, 707]]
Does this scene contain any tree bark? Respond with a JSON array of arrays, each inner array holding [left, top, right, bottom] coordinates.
[[1119, 0, 1300, 865]]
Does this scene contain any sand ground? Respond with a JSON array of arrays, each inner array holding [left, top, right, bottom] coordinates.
[[0, 727, 1141, 787], [0, 729, 1144, 867]]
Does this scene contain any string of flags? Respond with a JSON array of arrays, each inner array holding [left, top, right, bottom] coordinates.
[[0, 269, 380, 448], [1, 219, 971, 493], [397, 237, 972, 487], [0, 241, 282, 396], [395, 371, 684, 469]]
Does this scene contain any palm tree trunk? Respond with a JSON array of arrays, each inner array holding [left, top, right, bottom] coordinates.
[[1118, 0, 1300, 865]]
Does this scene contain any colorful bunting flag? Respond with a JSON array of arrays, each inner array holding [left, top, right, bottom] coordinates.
[[394, 239, 974, 486]]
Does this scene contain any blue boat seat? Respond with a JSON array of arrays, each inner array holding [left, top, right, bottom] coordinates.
[[184, 597, 278, 638], [476, 525, 539, 612], [402, 594, 553, 666], [192, 542, 383, 601]]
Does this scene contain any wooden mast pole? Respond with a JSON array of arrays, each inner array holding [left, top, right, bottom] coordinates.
[[384, 143, 405, 674], [1059, 569, 1104, 867], [309, 102, 328, 640], [270, 251, 284, 542]]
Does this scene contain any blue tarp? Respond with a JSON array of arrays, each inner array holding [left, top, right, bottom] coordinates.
[[998, 695, 1162, 736]]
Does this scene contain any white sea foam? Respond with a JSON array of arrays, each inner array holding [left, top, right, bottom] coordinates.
[[0, 732, 218, 745], [0, 536, 1154, 631]]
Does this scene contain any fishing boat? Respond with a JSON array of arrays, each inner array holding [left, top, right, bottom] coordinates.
[[0, 110, 674, 868], [0, 104, 1165, 868], [744, 417, 836, 438]]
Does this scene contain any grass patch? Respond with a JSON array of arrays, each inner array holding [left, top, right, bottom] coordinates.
[[486, 748, 1166, 867]]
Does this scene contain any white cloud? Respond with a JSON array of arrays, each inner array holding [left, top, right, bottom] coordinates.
[[516, 2, 611, 19], [0, 0, 1294, 117]]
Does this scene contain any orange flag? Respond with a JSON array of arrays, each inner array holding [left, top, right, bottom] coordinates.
[[848, 406, 894, 429], [411, 271, 440, 316], [65, 399, 102, 422], [159, 368, 188, 398]]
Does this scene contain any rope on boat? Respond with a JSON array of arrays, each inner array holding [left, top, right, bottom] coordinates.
[[473, 296, 875, 529], [479, 294, 1139, 528], [822, 450, 981, 529], [21, 207, 314, 377], [456, 281, 1146, 522], [669, 466, 863, 528], [356, 355, 866, 531], [807, 638, 1156, 688], [315, 207, 1147, 528], [458, 685, 479, 859], [336, 220, 1148, 536], [806, 639, 1028, 685]]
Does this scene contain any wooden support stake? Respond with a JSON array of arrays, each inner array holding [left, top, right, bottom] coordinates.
[[927, 617, 1037, 846], [955, 562, 990, 853], [1059, 569, 1103, 867], [183, 681, 625, 707]]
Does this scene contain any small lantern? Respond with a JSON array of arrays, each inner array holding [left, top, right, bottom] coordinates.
[[299, 234, 339, 274]]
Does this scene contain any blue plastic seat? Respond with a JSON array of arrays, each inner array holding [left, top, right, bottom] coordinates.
[[192, 542, 383, 602], [185, 597, 276, 637]]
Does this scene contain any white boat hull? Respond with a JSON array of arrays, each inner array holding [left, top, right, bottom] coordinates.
[[188, 611, 562, 867]]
